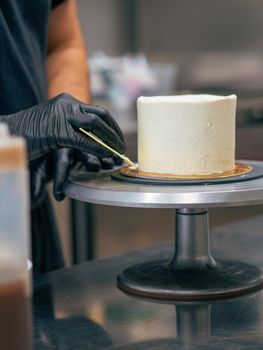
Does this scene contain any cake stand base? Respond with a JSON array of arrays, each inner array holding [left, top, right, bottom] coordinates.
[[65, 162, 263, 302], [117, 259, 263, 301], [117, 208, 263, 301]]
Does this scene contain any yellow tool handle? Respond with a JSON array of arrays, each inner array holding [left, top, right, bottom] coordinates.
[[79, 128, 134, 166]]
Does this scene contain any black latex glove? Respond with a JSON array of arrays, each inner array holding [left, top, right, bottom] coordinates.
[[30, 148, 122, 204], [53, 148, 96, 201], [30, 155, 51, 208], [53, 148, 123, 201], [0, 93, 126, 160]]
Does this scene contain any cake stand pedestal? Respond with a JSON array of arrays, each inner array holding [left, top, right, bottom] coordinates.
[[65, 161, 263, 301]]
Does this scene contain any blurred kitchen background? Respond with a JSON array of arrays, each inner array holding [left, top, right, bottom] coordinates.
[[53, 0, 263, 265]]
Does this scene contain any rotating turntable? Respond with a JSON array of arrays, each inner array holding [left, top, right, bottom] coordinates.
[[65, 160, 263, 302]]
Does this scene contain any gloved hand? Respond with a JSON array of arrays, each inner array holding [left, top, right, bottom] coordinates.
[[30, 155, 51, 208], [30, 148, 122, 205], [52, 148, 122, 201], [0, 93, 126, 160]]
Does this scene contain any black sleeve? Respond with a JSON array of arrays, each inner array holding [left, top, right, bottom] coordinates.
[[52, 0, 67, 9]]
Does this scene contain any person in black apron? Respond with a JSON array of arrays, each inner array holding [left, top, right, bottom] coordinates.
[[0, 0, 125, 274]]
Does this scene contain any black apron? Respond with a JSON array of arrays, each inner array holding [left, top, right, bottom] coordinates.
[[0, 0, 66, 274]]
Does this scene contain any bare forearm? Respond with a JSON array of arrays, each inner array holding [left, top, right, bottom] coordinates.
[[46, 0, 91, 103], [47, 44, 91, 103]]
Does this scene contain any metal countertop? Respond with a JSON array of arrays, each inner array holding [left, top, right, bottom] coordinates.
[[34, 209, 263, 349]]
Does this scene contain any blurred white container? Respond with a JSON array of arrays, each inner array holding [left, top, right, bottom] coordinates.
[[150, 62, 178, 94], [0, 124, 32, 350]]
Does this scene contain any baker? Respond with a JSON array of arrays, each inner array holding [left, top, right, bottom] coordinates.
[[0, 0, 125, 274]]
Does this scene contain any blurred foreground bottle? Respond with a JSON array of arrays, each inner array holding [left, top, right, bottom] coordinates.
[[0, 124, 32, 349]]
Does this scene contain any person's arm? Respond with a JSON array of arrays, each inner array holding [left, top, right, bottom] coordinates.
[[45, 0, 121, 202], [47, 0, 91, 103], [46, 0, 93, 200]]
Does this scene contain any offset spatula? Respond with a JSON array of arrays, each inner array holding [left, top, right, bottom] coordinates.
[[79, 128, 135, 167]]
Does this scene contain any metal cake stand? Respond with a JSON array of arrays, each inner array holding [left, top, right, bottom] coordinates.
[[65, 160, 263, 302]]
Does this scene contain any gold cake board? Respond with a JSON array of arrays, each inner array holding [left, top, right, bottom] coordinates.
[[120, 162, 252, 180], [111, 162, 258, 186]]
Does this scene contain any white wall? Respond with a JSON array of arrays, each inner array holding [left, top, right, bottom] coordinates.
[[77, 0, 263, 56], [76, 0, 126, 55], [137, 0, 263, 54]]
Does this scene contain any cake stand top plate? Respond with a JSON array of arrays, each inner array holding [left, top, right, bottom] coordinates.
[[65, 161, 263, 209]]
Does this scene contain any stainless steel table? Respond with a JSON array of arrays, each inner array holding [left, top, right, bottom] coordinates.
[[34, 216, 263, 349], [65, 161, 263, 301]]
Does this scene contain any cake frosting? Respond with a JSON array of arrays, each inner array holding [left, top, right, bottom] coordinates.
[[137, 94, 237, 175]]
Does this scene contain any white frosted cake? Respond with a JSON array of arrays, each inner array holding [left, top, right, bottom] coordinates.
[[137, 94, 237, 175]]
